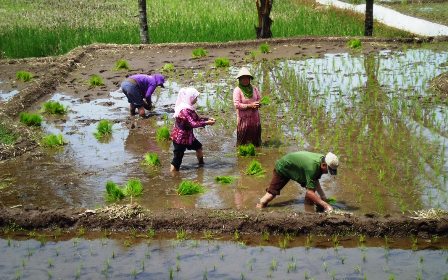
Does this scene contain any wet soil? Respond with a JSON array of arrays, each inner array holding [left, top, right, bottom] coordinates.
[[1, 36, 448, 236]]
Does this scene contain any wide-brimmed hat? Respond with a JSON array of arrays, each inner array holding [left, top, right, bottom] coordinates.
[[325, 152, 339, 175], [236, 67, 253, 79]]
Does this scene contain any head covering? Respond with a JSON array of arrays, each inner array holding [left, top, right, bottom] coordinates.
[[236, 67, 254, 98], [325, 152, 339, 175], [153, 73, 165, 88], [236, 67, 253, 79], [173, 87, 200, 118]]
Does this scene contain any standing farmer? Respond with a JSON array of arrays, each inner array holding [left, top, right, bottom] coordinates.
[[233, 67, 262, 147], [121, 73, 165, 117], [257, 151, 339, 212]]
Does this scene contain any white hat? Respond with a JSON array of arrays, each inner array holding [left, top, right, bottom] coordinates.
[[236, 67, 253, 79], [325, 152, 339, 175]]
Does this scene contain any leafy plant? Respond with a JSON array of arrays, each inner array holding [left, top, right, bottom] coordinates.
[[105, 181, 125, 202], [260, 95, 271, 106], [347, 38, 362, 49], [214, 57, 230, 68], [19, 112, 42, 126], [238, 143, 256, 156], [42, 101, 67, 115], [259, 43, 270, 54], [114, 59, 129, 70], [327, 197, 337, 205], [16, 71, 33, 82], [94, 119, 113, 140], [245, 160, 265, 176], [123, 179, 143, 197], [143, 152, 161, 166], [192, 48, 208, 58], [41, 134, 66, 147], [177, 180, 205, 195], [89, 74, 104, 86], [162, 63, 175, 72], [215, 176, 234, 184], [156, 126, 170, 141]]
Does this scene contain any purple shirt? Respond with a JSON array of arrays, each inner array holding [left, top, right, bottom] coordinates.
[[129, 74, 165, 99]]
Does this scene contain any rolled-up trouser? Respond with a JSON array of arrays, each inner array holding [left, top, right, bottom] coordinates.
[[171, 139, 202, 170], [121, 80, 145, 107], [266, 169, 290, 196]]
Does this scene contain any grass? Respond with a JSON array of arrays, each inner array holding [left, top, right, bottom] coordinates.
[[215, 176, 234, 184], [177, 180, 205, 195], [214, 57, 230, 68], [105, 181, 125, 202], [347, 38, 362, 49], [238, 143, 256, 157], [42, 101, 67, 115], [192, 48, 208, 58], [19, 112, 42, 126], [0, 123, 17, 145], [16, 71, 33, 82], [245, 160, 265, 176], [89, 74, 104, 86], [93, 120, 113, 140], [41, 134, 66, 147], [143, 152, 161, 166], [114, 59, 129, 70], [156, 126, 170, 141]]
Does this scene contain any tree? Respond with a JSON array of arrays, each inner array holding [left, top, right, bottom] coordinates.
[[138, 0, 150, 43], [255, 0, 273, 39], [364, 0, 374, 36]]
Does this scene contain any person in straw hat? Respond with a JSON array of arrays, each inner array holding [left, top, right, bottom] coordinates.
[[256, 151, 339, 212], [233, 67, 262, 147]]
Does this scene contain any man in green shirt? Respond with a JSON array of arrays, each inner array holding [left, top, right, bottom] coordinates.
[[256, 151, 339, 212]]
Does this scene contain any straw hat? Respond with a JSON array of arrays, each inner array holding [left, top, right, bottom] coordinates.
[[236, 67, 253, 79], [325, 152, 339, 175]]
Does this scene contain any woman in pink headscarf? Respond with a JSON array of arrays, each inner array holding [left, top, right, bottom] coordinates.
[[170, 87, 215, 172]]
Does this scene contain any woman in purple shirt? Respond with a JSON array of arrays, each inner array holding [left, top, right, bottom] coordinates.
[[121, 74, 165, 117], [170, 87, 215, 172]]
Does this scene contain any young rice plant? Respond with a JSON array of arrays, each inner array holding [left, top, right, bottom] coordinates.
[[94, 119, 113, 140], [114, 59, 130, 70], [41, 134, 66, 147], [215, 176, 234, 184], [162, 63, 175, 72], [238, 143, 256, 156], [143, 152, 161, 166], [259, 43, 270, 54], [19, 112, 42, 126], [123, 179, 143, 197], [192, 48, 208, 58], [177, 180, 205, 195], [105, 181, 125, 202], [16, 71, 33, 82], [214, 57, 230, 68], [246, 160, 265, 176], [89, 74, 104, 86], [156, 126, 170, 141], [347, 38, 362, 49], [42, 101, 67, 115]]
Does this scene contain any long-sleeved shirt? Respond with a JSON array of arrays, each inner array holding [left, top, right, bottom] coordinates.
[[129, 74, 164, 99], [170, 109, 209, 145]]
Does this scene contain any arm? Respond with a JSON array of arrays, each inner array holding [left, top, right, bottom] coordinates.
[[144, 84, 156, 100], [184, 110, 209, 128], [305, 189, 333, 212], [315, 181, 327, 201], [233, 88, 249, 110]]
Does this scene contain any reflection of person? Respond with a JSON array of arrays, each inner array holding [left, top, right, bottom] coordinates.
[[233, 67, 261, 146], [257, 151, 339, 212], [170, 87, 215, 172], [121, 74, 165, 117]]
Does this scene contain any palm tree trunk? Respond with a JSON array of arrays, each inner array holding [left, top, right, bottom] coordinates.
[[364, 0, 374, 36], [255, 0, 273, 39], [138, 0, 150, 43]]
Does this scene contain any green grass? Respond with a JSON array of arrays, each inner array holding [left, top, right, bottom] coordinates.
[[215, 57, 230, 68], [259, 43, 270, 54], [114, 59, 129, 70], [89, 74, 104, 86], [347, 38, 362, 49], [177, 180, 205, 195], [105, 181, 125, 202], [16, 71, 33, 82], [41, 133, 66, 147], [123, 179, 143, 197], [143, 152, 161, 166], [42, 101, 67, 115], [215, 176, 234, 184], [93, 120, 113, 140], [246, 160, 265, 176], [156, 126, 170, 141], [0, 123, 17, 145], [192, 48, 208, 58], [19, 112, 43, 126], [238, 143, 256, 157], [0, 0, 411, 58]]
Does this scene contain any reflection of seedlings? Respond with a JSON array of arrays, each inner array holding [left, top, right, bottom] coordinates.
[[162, 63, 175, 73], [89, 74, 104, 86], [270, 258, 278, 271], [143, 152, 161, 167], [192, 48, 208, 58], [42, 101, 67, 115], [16, 70, 33, 82], [169, 267, 174, 280], [215, 176, 234, 184], [245, 160, 265, 176], [114, 59, 129, 70], [259, 43, 270, 54], [238, 143, 256, 156], [41, 134, 66, 147], [19, 112, 42, 126], [48, 258, 54, 268], [214, 57, 230, 68], [156, 126, 170, 141], [105, 181, 125, 202], [94, 120, 113, 140], [177, 180, 205, 195]]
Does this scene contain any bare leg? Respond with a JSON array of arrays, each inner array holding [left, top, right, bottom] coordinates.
[[138, 106, 145, 117], [256, 192, 275, 208], [170, 164, 178, 172], [196, 149, 204, 165]]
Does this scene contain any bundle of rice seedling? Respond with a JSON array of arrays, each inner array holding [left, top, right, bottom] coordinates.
[[238, 143, 256, 156], [246, 160, 265, 176], [19, 112, 42, 126], [94, 119, 113, 140], [41, 134, 66, 147], [123, 179, 143, 197], [42, 101, 67, 115], [105, 181, 125, 202], [143, 152, 161, 166], [16, 71, 33, 82], [156, 126, 170, 141], [215, 176, 234, 184], [177, 180, 205, 195]]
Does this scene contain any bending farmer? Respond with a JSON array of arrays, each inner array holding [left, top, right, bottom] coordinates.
[[257, 151, 339, 212]]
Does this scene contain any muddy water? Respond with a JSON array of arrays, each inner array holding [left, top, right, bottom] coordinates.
[[1, 48, 447, 213], [1, 235, 447, 279]]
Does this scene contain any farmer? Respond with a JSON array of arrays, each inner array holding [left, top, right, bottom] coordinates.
[[170, 87, 216, 172], [233, 67, 262, 146], [256, 151, 339, 212], [121, 73, 165, 117]]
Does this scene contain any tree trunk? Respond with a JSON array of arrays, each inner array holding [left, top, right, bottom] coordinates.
[[364, 0, 374, 36], [255, 0, 273, 39], [138, 0, 150, 44]]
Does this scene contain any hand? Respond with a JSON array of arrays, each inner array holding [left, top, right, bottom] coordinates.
[[252, 102, 260, 109], [206, 119, 215, 125], [324, 205, 333, 213]]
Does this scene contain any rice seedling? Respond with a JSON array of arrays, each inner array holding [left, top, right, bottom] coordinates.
[[93, 119, 113, 140], [176, 229, 188, 240], [41, 133, 66, 147], [215, 176, 234, 184], [0, 123, 17, 145], [89, 74, 104, 87], [19, 112, 42, 126], [262, 231, 270, 241], [260, 95, 271, 106], [146, 228, 156, 239], [259, 43, 270, 54], [287, 262, 297, 273], [143, 152, 161, 166], [123, 179, 143, 198], [162, 63, 175, 72], [42, 101, 67, 115], [114, 59, 129, 70], [156, 126, 170, 141], [16, 71, 33, 82], [105, 181, 125, 202], [238, 143, 256, 156], [192, 47, 208, 58], [203, 230, 214, 240], [245, 160, 265, 176], [270, 258, 278, 271], [177, 180, 205, 195], [347, 38, 362, 49], [214, 57, 230, 68], [233, 229, 240, 241]]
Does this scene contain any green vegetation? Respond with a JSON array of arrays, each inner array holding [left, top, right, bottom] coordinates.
[[123, 179, 143, 197], [260, 95, 271, 106], [89, 74, 104, 86], [192, 48, 208, 58], [214, 57, 230, 68], [114, 59, 129, 70], [156, 126, 170, 141], [105, 179, 143, 202], [93, 119, 113, 140], [105, 181, 125, 202], [41, 134, 66, 147], [162, 63, 175, 73], [246, 160, 265, 176], [143, 152, 161, 166], [0, 123, 17, 145], [19, 112, 42, 126], [177, 180, 205, 195], [238, 143, 256, 157], [215, 176, 234, 184], [42, 101, 67, 115], [16, 71, 33, 82], [327, 197, 337, 205], [347, 38, 362, 49], [259, 43, 270, 54]]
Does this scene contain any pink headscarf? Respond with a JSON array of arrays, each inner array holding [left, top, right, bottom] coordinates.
[[173, 87, 200, 118]]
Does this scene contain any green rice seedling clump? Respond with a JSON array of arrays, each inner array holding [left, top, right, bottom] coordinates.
[[143, 152, 161, 166], [94, 119, 113, 140], [215, 176, 234, 184], [238, 143, 256, 156], [177, 180, 205, 195], [246, 160, 265, 176], [162, 63, 175, 72], [105, 181, 125, 202], [114, 59, 129, 70], [89, 74, 104, 86], [156, 126, 170, 141], [42, 101, 67, 115], [41, 134, 66, 147], [327, 197, 337, 205], [214, 57, 230, 68], [124, 179, 143, 197], [347, 38, 362, 49], [16, 71, 33, 82], [0, 123, 17, 145], [192, 48, 208, 58], [19, 112, 42, 126], [260, 95, 271, 106], [259, 43, 270, 54]]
